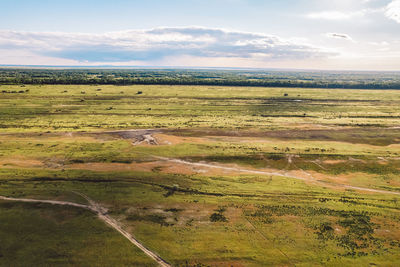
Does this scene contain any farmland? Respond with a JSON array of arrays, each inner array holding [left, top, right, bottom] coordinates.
[[1, 83, 400, 266]]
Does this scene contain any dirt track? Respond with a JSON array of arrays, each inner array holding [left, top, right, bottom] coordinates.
[[155, 156, 400, 196], [0, 194, 171, 267]]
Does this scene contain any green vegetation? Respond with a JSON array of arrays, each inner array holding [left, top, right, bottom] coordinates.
[[0, 202, 157, 266], [1, 84, 400, 132], [1, 69, 400, 89], [1, 82, 400, 266]]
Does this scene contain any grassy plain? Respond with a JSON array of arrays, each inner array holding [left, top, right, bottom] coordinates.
[[1, 84, 400, 266]]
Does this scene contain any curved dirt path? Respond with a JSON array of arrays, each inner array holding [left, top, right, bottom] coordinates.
[[0, 194, 171, 267], [155, 156, 400, 196]]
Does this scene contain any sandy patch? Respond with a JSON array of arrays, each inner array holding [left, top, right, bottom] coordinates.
[[153, 133, 207, 145], [0, 157, 44, 168], [323, 160, 346, 164], [372, 217, 400, 240]]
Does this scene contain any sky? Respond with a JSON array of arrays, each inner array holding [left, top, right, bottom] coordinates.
[[1, 0, 400, 70]]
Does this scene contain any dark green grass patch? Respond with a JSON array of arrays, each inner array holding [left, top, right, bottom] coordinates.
[[0, 202, 157, 266]]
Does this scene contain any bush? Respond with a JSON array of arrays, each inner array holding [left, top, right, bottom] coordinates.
[[210, 212, 227, 222]]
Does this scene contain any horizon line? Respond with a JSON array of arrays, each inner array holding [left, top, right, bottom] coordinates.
[[1, 64, 400, 73]]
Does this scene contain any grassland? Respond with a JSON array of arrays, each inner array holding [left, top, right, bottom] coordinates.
[[1, 84, 400, 132], [0, 201, 158, 266], [1, 84, 400, 266]]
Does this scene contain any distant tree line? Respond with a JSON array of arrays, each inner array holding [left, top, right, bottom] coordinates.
[[0, 68, 400, 89]]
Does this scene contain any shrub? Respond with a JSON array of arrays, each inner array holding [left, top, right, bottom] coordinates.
[[210, 212, 227, 222]]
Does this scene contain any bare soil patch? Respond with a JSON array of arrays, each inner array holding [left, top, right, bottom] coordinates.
[[0, 157, 44, 168]]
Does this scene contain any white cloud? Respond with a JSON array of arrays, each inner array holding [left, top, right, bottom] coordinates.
[[0, 27, 332, 64], [368, 41, 390, 46], [385, 0, 400, 23], [306, 8, 382, 21], [325, 33, 354, 41], [307, 11, 356, 20], [307, 1, 400, 24]]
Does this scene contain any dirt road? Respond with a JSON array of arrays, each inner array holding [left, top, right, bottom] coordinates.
[[155, 156, 400, 196], [0, 194, 171, 267]]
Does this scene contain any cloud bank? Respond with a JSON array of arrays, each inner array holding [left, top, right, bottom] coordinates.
[[0, 27, 331, 65]]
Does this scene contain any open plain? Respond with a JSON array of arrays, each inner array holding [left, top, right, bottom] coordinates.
[[1, 84, 400, 266]]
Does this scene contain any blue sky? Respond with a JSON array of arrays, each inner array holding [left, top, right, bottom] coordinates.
[[1, 0, 400, 70]]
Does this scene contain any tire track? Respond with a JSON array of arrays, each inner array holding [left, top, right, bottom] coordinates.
[[0, 194, 171, 267], [154, 156, 400, 196]]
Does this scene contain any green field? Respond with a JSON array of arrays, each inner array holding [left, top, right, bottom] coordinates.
[[1, 84, 400, 266]]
